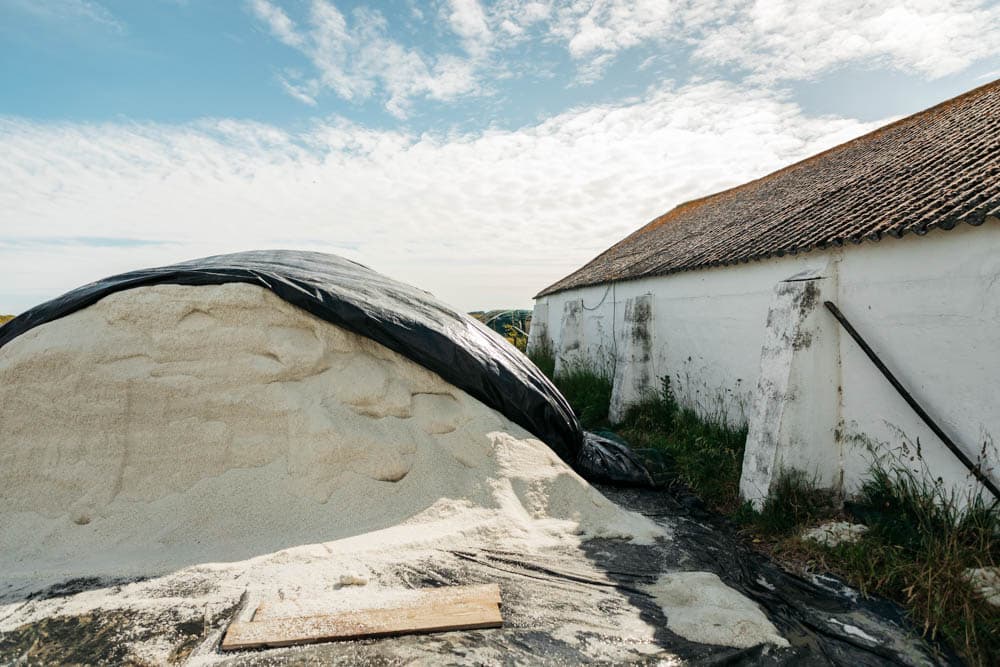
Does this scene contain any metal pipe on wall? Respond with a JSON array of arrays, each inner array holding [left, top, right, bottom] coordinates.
[[824, 300, 1000, 503]]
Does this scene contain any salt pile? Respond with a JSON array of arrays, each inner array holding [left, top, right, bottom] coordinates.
[[0, 283, 661, 587], [1, 284, 806, 663]]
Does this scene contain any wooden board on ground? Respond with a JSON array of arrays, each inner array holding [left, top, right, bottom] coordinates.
[[221, 584, 502, 651], [252, 583, 501, 622]]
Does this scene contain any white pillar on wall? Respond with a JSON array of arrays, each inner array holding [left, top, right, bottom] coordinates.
[[526, 301, 549, 357], [609, 294, 655, 424], [554, 299, 584, 377], [740, 268, 842, 508]]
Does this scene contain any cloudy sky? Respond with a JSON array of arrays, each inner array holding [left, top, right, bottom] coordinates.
[[1, 1, 998, 313]]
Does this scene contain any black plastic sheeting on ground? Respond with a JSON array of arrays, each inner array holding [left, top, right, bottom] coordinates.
[[213, 486, 957, 665], [0, 485, 956, 666], [0, 250, 650, 484]]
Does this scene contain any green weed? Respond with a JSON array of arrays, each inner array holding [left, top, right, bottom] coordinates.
[[527, 337, 556, 379], [532, 352, 998, 662], [550, 357, 613, 430], [617, 377, 747, 510], [735, 469, 835, 536], [787, 456, 999, 665], [502, 323, 528, 352]]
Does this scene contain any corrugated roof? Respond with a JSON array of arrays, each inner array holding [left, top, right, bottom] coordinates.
[[537, 79, 1000, 298]]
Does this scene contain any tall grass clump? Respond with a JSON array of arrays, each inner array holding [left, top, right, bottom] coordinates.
[[528, 341, 613, 430], [551, 357, 613, 430], [797, 452, 999, 664], [527, 337, 556, 379], [854, 464, 997, 664], [735, 469, 834, 536], [617, 377, 748, 510]]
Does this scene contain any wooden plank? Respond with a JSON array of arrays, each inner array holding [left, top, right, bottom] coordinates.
[[221, 585, 503, 651], [221, 600, 502, 651], [253, 583, 501, 622]]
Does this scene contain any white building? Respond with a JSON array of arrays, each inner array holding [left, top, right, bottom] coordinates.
[[528, 80, 1000, 506]]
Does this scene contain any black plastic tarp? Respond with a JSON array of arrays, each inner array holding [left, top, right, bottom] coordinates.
[[0, 250, 951, 663], [0, 484, 952, 665], [0, 250, 646, 481]]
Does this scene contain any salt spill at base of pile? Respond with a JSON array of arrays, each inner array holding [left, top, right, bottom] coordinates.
[[644, 571, 788, 649], [0, 283, 789, 663]]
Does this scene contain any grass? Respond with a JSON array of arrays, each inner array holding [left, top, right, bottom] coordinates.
[[734, 469, 835, 536], [0, 314, 12, 326], [781, 460, 1000, 665], [617, 376, 748, 511], [550, 358, 613, 430], [526, 354, 748, 510], [527, 337, 555, 380], [527, 342, 612, 430], [526, 353, 999, 663]]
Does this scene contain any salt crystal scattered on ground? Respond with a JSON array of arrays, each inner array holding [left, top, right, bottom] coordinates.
[[644, 571, 789, 649], [802, 521, 868, 547]]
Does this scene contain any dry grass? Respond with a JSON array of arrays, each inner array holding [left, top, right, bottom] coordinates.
[[760, 463, 1000, 665]]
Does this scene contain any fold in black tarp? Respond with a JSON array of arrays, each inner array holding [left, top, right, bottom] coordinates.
[[0, 250, 645, 482]]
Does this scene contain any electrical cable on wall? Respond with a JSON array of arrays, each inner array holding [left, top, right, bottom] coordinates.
[[581, 283, 612, 311], [611, 282, 617, 376], [578, 281, 618, 376]]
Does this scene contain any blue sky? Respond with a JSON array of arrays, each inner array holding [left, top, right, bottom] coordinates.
[[1, 0, 999, 312]]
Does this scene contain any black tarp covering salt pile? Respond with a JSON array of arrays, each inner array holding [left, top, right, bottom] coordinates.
[[0, 250, 952, 664], [0, 249, 647, 485]]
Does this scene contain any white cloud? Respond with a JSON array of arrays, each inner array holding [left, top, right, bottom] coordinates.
[[247, 1, 1000, 107], [551, 0, 677, 58], [277, 70, 320, 105], [507, 0, 1000, 83], [693, 0, 1000, 81], [248, 0, 302, 47], [249, 0, 482, 117], [446, 0, 493, 53], [8, 0, 125, 33], [0, 83, 881, 312], [484, 0, 553, 36]]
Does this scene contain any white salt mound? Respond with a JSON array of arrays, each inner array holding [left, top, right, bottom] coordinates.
[[0, 283, 662, 585]]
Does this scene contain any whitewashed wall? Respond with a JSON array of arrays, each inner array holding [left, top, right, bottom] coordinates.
[[530, 222, 1000, 502]]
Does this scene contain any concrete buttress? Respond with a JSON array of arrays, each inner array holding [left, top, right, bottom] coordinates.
[[609, 295, 655, 423], [554, 299, 584, 377], [740, 269, 842, 508], [526, 301, 549, 357]]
